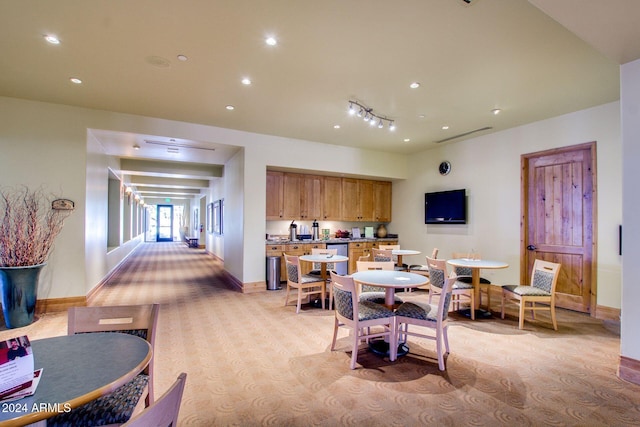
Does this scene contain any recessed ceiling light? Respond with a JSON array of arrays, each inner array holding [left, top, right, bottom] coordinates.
[[492, 108, 502, 115], [409, 82, 420, 89], [133, 144, 140, 150], [403, 138, 411, 142], [333, 125, 341, 129], [442, 125, 449, 130], [225, 105, 235, 110], [44, 35, 60, 44], [241, 78, 252, 85], [265, 36, 277, 46], [177, 54, 188, 61], [418, 114, 426, 119], [69, 77, 82, 84]]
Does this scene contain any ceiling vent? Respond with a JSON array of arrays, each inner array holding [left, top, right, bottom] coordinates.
[[458, 0, 479, 6], [435, 126, 493, 144]]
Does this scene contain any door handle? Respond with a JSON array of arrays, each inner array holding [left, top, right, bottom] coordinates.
[[527, 245, 537, 251]]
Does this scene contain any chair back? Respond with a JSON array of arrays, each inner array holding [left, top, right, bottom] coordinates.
[[67, 304, 159, 403], [426, 256, 448, 289], [530, 259, 561, 294], [311, 248, 337, 270], [330, 272, 357, 321], [371, 248, 393, 262], [284, 254, 301, 284], [122, 372, 187, 427], [431, 248, 439, 259], [439, 276, 456, 321], [358, 254, 371, 261], [378, 244, 400, 251]]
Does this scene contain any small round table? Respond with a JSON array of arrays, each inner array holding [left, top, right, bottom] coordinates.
[[447, 258, 509, 318], [298, 254, 349, 281]]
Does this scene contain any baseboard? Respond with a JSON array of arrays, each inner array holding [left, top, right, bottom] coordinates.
[[595, 305, 621, 322], [618, 356, 640, 385], [36, 296, 86, 314], [242, 281, 267, 293]]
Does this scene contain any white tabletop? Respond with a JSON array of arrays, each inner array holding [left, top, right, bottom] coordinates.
[[391, 249, 421, 256], [299, 254, 348, 263], [447, 258, 509, 269], [351, 270, 428, 289]]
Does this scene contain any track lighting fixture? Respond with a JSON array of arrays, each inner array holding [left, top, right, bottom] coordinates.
[[347, 100, 396, 131]]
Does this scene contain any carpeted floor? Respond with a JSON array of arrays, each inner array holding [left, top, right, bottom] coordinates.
[[2, 242, 639, 426]]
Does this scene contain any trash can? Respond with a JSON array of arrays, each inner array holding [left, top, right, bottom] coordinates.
[[266, 256, 281, 290]]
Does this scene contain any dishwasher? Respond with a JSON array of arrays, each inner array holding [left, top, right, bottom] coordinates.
[[325, 243, 348, 275]]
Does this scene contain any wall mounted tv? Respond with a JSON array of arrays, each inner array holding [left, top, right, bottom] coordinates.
[[425, 189, 467, 224]]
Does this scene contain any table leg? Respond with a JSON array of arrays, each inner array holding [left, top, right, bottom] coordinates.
[[458, 267, 492, 319]]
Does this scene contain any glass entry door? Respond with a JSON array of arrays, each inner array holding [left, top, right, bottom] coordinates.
[[156, 205, 173, 242]]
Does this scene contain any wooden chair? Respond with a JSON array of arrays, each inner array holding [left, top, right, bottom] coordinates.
[[330, 271, 398, 369], [501, 259, 561, 330], [48, 304, 159, 427], [355, 260, 403, 305], [372, 247, 405, 271], [121, 372, 187, 427], [426, 256, 475, 320], [451, 251, 493, 310], [395, 275, 456, 371], [409, 248, 439, 291], [284, 254, 326, 313]]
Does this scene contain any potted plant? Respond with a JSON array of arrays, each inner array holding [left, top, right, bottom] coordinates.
[[0, 186, 73, 328]]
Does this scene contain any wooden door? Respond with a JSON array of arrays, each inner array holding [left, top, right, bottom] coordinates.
[[341, 178, 359, 221], [358, 180, 375, 221], [300, 175, 322, 220], [522, 142, 596, 314], [282, 173, 302, 219], [374, 180, 392, 222]]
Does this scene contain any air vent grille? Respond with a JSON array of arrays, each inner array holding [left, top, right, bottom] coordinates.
[[435, 126, 493, 144], [144, 140, 216, 152]]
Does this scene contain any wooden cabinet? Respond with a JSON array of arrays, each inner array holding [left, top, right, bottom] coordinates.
[[348, 241, 372, 274], [267, 171, 391, 222], [374, 180, 392, 222], [266, 171, 284, 220], [341, 179, 375, 221], [321, 176, 342, 220], [300, 175, 322, 220]]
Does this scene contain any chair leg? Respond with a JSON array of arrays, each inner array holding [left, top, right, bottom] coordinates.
[[284, 285, 291, 307], [550, 303, 558, 331], [469, 292, 475, 320], [296, 288, 303, 314], [443, 324, 450, 354], [331, 317, 339, 350], [436, 331, 445, 371], [518, 300, 526, 330], [320, 284, 326, 310], [388, 321, 397, 362], [350, 328, 360, 370], [329, 282, 333, 311], [531, 302, 536, 320], [501, 290, 506, 319]]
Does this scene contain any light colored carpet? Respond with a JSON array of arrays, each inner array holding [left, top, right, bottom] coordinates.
[[2, 242, 639, 426]]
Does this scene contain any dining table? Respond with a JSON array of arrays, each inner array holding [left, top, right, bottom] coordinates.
[[298, 253, 349, 281], [0, 332, 152, 427], [447, 258, 509, 319], [351, 269, 429, 357], [390, 249, 421, 270]]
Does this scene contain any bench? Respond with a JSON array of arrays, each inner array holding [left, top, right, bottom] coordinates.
[[185, 236, 199, 248]]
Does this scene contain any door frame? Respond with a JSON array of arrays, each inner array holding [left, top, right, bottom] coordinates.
[[521, 141, 597, 315], [156, 204, 174, 242]]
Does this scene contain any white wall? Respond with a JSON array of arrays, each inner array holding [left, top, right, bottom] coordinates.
[[392, 102, 622, 309], [621, 59, 640, 358]]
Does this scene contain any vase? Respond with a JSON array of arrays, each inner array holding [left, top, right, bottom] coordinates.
[[376, 224, 388, 238], [0, 264, 45, 328]]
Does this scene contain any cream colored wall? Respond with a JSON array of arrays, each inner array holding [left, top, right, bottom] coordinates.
[[392, 101, 622, 309], [621, 59, 640, 358]]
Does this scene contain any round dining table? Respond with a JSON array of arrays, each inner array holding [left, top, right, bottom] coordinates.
[[0, 333, 152, 427], [351, 270, 429, 357], [390, 249, 421, 270], [298, 254, 349, 281]]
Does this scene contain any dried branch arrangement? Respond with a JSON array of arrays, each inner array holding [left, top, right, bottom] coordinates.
[[0, 186, 73, 267]]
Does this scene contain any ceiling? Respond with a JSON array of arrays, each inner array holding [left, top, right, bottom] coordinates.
[[2, 0, 639, 201]]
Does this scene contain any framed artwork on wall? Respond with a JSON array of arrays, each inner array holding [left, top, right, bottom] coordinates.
[[206, 203, 214, 233], [213, 199, 224, 235]]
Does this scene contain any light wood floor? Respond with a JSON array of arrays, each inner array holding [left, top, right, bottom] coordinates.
[[1, 242, 638, 426]]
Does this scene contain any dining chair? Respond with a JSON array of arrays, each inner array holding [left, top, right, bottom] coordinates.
[[120, 372, 187, 427], [451, 251, 493, 310], [330, 271, 398, 369], [378, 244, 408, 270], [395, 275, 456, 371], [355, 260, 404, 306], [284, 254, 326, 313], [48, 304, 159, 427], [501, 259, 561, 330], [408, 248, 439, 293], [426, 256, 475, 320]]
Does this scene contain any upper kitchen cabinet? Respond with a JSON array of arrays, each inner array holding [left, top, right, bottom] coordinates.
[[282, 173, 302, 219], [374, 180, 392, 222], [266, 171, 284, 220], [300, 174, 322, 220], [321, 176, 342, 220], [341, 178, 375, 221]]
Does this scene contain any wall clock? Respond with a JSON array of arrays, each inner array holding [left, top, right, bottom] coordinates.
[[439, 161, 451, 176]]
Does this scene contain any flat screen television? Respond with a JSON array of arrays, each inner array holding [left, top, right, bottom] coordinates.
[[425, 189, 467, 224]]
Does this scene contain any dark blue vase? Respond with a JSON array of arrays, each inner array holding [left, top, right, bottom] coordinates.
[[0, 264, 45, 329]]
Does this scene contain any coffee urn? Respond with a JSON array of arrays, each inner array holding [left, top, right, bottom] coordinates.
[[311, 220, 319, 241], [289, 220, 297, 241]]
